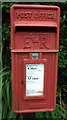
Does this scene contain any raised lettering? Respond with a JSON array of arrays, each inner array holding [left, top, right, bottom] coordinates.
[[16, 11, 55, 20], [23, 36, 31, 48], [16, 12, 20, 18], [23, 33, 51, 49], [21, 12, 24, 18], [32, 36, 39, 43], [40, 37, 50, 49]]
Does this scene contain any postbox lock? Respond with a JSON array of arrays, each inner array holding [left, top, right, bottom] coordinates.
[[21, 81, 23, 84]]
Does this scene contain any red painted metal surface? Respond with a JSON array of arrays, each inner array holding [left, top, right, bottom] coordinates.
[[10, 5, 60, 113]]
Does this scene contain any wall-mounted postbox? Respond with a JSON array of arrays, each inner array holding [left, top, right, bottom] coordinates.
[[10, 5, 60, 113]]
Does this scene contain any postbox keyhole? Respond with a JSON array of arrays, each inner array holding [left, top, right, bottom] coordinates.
[[21, 81, 23, 84]]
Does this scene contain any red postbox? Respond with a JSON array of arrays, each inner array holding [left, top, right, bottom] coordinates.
[[10, 5, 60, 113]]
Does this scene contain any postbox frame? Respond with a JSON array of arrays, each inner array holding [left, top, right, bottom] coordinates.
[[10, 5, 60, 113]]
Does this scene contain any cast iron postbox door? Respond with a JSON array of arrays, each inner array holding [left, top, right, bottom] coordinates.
[[10, 5, 60, 113]]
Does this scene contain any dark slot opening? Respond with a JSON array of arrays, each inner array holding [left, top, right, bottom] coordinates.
[[16, 26, 56, 32]]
